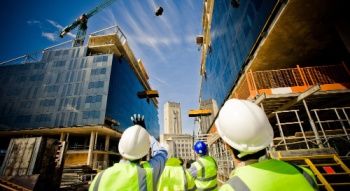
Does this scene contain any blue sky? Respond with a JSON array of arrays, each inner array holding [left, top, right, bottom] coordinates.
[[0, 0, 203, 135]]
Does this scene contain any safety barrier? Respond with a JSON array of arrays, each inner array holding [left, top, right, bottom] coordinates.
[[234, 63, 350, 99]]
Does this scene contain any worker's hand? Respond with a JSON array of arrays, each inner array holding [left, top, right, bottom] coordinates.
[[131, 114, 146, 129]]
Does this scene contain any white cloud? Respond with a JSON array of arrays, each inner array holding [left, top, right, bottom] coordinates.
[[42, 32, 58, 41], [27, 20, 41, 25]]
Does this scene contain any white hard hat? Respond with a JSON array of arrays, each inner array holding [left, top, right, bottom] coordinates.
[[118, 125, 150, 160], [215, 99, 274, 155]]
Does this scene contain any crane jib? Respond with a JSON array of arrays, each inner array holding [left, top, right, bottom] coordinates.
[[59, 0, 118, 47]]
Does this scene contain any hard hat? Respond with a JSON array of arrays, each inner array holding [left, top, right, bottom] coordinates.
[[118, 125, 150, 160], [194, 141, 207, 155], [215, 99, 273, 155]]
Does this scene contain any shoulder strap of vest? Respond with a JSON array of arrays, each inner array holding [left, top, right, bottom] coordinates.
[[226, 176, 251, 191], [289, 164, 319, 191], [196, 159, 205, 178], [93, 170, 106, 191], [140, 162, 152, 191]]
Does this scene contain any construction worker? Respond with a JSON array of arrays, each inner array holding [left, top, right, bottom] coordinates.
[[89, 124, 168, 191], [189, 141, 218, 191], [157, 156, 197, 191], [216, 99, 319, 191]]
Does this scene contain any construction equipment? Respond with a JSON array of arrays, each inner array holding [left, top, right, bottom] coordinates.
[[59, 0, 117, 47], [0, 137, 68, 190], [271, 148, 350, 191]]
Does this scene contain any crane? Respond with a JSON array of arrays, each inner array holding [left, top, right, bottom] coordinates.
[[59, 0, 117, 47]]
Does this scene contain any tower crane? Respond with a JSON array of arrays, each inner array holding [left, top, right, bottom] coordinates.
[[59, 0, 117, 47]]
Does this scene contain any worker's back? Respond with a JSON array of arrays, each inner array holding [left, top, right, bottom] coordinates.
[[157, 158, 196, 191], [192, 155, 218, 191], [219, 159, 318, 191]]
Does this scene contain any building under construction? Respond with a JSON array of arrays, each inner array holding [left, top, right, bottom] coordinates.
[[0, 26, 159, 189], [192, 0, 350, 190]]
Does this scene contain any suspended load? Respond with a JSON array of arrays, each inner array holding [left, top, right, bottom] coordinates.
[[155, 6, 163, 16]]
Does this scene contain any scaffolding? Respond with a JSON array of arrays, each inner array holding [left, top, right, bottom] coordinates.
[[205, 64, 350, 187]]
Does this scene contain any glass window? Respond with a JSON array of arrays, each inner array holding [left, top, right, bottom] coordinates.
[[56, 73, 61, 83], [100, 68, 106, 74], [94, 111, 100, 118], [65, 72, 70, 82], [86, 96, 92, 103]]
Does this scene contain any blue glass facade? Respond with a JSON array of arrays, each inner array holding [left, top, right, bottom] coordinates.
[[0, 46, 159, 137], [200, 0, 277, 107]]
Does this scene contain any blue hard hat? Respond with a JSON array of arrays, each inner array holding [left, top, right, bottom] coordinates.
[[194, 141, 207, 155]]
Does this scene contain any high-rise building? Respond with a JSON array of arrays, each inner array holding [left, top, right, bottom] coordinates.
[[0, 27, 159, 169], [161, 101, 195, 161], [164, 101, 182, 134], [196, 0, 350, 188], [160, 134, 195, 161], [197, 98, 218, 134]]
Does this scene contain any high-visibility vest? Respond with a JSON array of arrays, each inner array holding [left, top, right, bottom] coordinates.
[[193, 156, 218, 191], [89, 162, 153, 191], [219, 159, 318, 191], [157, 158, 197, 191]]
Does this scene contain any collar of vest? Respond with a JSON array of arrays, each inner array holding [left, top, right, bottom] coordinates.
[[165, 157, 182, 166]]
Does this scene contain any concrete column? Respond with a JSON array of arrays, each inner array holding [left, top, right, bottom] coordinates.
[[104, 135, 110, 166], [87, 131, 95, 166]]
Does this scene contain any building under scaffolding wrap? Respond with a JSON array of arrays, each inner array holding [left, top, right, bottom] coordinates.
[[193, 0, 350, 190]]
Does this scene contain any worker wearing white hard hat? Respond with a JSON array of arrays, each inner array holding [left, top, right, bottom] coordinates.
[[89, 122, 168, 191], [216, 99, 318, 191]]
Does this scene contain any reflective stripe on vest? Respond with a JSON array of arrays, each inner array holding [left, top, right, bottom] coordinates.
[[91, 162, 153, 191], [193, 156, 218, 191], [223, 159, 319, 191], [141, 162, 153, 191]]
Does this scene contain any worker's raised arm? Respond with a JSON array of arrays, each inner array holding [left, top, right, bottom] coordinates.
[[147, 135, 168, 188]]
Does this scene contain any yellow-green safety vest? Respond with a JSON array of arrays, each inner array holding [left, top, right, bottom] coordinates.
[[193, 156, 218, 191], [89, 162, 153, 191], [157, 158, 197, 191], [219, 159, 319, 191]]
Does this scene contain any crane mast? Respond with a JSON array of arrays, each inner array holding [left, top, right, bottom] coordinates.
[[59, 0, 117, 47]]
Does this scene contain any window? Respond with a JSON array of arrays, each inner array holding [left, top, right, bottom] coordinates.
[[91, 68, 107, 75], [53, 61, 65, 67], [35, 114, 52, 122], [88, 81, 104, 89], [16, 76, 26, 82], [85, 95, 103, 103], [83, 111, 100, 119]]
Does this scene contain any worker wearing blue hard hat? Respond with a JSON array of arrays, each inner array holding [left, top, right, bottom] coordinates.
[[189, 141, 218, 191]]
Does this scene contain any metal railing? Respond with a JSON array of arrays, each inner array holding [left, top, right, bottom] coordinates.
[[68, 143, 118, 152], [271, 107, 350, 157], [234, 63, 350, 99]]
